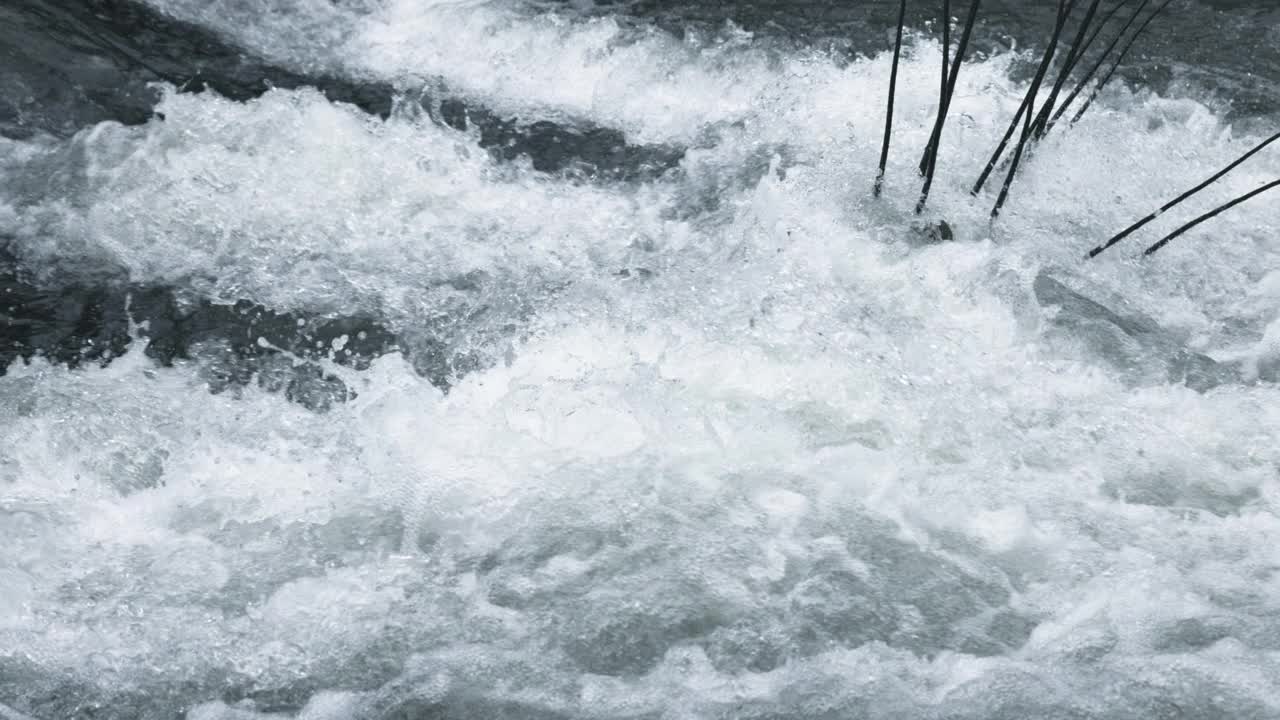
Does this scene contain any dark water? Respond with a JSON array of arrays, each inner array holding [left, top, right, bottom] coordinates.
[[1, 1, 1279, 719], [566, 0, 1280, 118]]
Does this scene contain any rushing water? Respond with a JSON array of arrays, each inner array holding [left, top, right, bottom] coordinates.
[[2, 1, 1279, 718]]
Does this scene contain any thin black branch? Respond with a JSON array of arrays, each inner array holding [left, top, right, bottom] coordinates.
[[921, 0, 954, 175], [1087, 130, 1280, 257], [1071, 0, 1174, 124], [1144, 179, 1280, 255], [1031, 0, 1104, 141], [875, 0, 909, 198], [972, 0, 1075, 196], [916, 0, 983, 213], [1045, 0, 1147, 133], [989, 0, 1075, 216]]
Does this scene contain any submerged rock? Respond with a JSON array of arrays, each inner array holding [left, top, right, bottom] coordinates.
[[1033, 272, 1241, 391], [908, 219, 955, 246], [2, 247, 397, 410], [0, 0, 684, 180]]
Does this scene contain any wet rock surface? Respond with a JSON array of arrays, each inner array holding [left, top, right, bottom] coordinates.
[[1033, 272, 1243, 391], [1, 0, 684, 180], [3, 246, 397, 409]]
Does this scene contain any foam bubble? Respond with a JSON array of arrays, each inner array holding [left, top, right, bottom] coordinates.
[[4, 3, 1280, 718]]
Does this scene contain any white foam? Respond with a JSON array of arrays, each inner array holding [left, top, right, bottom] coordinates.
[[4, 4, 1280, 718], [2, 87, 688, 326]]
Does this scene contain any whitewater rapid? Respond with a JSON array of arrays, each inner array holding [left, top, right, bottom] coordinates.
[[2, 1, 1279, 718]]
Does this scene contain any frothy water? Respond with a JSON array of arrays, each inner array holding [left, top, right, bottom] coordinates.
[[2, 1, 1279, 718]]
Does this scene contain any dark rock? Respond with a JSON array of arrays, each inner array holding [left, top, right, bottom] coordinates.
[[2, 251, 133, 371], [907, 220, 955, 247], [1033, 272, 1241, 391], [1, 0, 684, 181], [2, 245, 398, 410]]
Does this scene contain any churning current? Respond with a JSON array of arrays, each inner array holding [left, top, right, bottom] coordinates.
[[1, 0, 1279, 718]]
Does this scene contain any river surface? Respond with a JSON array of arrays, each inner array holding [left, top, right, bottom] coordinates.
[[2, 1, 1279, 718]]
